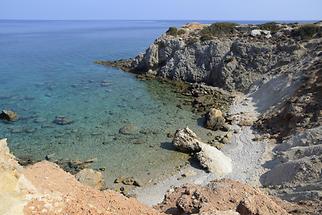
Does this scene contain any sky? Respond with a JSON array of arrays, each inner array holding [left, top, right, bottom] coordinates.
[[0, 0, 321, 21]]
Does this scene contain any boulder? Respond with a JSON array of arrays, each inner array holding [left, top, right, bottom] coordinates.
[[250, 29, 262, 37], [75, 168, 105, 190], [172, 127, 202, 153], [205, 108, 226, 130], [0, 110, 17, 121], [197, 142, 232, 176], [173, 127, 232, 175], [250, 29, 272, 38]]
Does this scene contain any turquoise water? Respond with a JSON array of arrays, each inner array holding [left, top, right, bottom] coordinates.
[[0, 20, 214, 187]]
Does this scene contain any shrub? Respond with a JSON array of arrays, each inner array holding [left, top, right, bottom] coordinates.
[[200, 22, 238, 37], [292, 24, 322, 39], [259, 22, 282, 32], [177, 29, 186, 35], [166, 27, 178, 36], [186, 37, 199, 45], [200, 34, 214, 42]]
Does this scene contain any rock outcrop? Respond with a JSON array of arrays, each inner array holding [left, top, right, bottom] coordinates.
[[0, 139, 161, 215], [156, 179, 295, 215], [98, 22, 321, 92], [172, 127, 232, 176]]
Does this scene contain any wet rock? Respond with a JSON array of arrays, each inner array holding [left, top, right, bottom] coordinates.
[[75, 168, 105, 190], [53, 116, 74, 125], [119, 124, 138, 135], [114, 176, 141, 187], [205, 108, 226, 130], [0, 110, 18, 121]]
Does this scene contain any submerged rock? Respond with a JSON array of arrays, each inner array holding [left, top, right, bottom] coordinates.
[[53, 116, 74, 125], [75, 168, 105, 190], [114, 176, 141, 187], [119, 124, 139, 135], [0, 110, 18, 121]]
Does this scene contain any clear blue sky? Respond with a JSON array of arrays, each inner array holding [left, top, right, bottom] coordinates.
[[0, 0, 321, 20]]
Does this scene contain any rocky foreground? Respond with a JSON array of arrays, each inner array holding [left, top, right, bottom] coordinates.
[[0, 138, 313, 215], [2, 21, 322, 214]]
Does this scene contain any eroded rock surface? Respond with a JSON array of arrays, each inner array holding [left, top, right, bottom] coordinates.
[[156, 179, 294, 215], [0, 139, 161, 215]]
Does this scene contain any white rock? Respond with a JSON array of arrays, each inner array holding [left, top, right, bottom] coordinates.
[[172, 127, 233, 176], [197, 142, 232, 176], [250, 29, 271, 38], [250, 29, 262, 37]]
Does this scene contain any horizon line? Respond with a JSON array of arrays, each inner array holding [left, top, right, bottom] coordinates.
[[0, 18, 320, 22]]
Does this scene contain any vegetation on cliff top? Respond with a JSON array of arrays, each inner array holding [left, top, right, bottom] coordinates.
[[292, 24, 322, 39], [199, 22, 238, 41], [166, 27, 186, 36], [259, 22, 282, 32]]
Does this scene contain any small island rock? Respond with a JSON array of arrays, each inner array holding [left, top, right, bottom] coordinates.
[[0, 110, 18, 121]]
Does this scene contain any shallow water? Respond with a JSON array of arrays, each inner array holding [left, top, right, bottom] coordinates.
[[0, 20, 214, 186]]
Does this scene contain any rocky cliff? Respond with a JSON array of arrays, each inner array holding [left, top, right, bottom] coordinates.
[[98, 22, 321, 92]]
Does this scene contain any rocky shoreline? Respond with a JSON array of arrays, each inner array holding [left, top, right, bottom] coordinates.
[[96, 21, 322, 213], [1, 21, 322, 214]]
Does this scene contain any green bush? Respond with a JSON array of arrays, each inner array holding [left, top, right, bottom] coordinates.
[[259, 22, 282, 32], [293, 24, 322, 39], [166, 27, 178, 36], [177, 29, 186, 35], [200, 34, 214, 42], [166, 27, 186, 37], [186, 37, 199, 45], [200, 22, 238, 37]]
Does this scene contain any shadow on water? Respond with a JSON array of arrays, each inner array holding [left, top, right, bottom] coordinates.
[[197, 116, 206, 127], [188, 156, 205, 171], [160, 142, 205, 171], [160, 141, 177, 152]]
